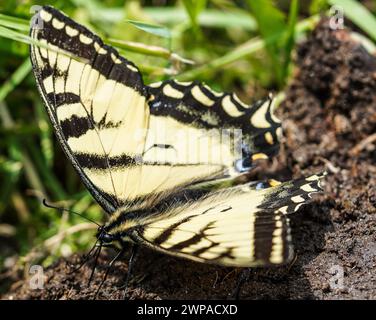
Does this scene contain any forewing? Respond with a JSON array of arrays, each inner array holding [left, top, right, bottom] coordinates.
[[30, 6, 150, 212], [148, 80, 281, 173], [30, 6, 282, 214], [30, 7, 220, 212]]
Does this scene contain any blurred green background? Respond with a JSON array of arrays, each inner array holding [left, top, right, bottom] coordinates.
[[0, 0, 375, 290]]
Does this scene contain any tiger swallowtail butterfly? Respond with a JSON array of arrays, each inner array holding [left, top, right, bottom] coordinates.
[[30, 5, 325, 289]]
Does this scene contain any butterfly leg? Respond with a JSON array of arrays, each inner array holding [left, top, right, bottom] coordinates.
[[93, 248, 126, 299], [231, 268, 251, 300], [119, 244, 139, 299], [68, 239, 99, 275], [88, 244, 103, 285]]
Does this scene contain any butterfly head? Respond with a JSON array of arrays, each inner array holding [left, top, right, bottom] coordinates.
[[96, 226, 116, 244]]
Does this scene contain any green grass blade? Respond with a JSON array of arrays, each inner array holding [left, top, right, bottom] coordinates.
[[126, 20, 171, 39], [182, 0, 207, 36], [246, 0, 288, 86], [0, 59, 49, 199], [177, 36, 266, 81], [0, 25, 88, 64], [108, 38, 193, 64], [66, 4, 257, 31], [143, 7, 257, 30], [178, 14, 319, 81], [26, 142, 67, 199], [0, 25, 30, 47], [33, 99, 54, 168], [0, 13, 30, 32], [0, 102, 48, 200], [281, 0, 299, 83], [0, 58, 31, 102], [0, 159, 22, 215]]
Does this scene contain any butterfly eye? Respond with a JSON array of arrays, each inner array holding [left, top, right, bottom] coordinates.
[[100, 232, 114, 244]]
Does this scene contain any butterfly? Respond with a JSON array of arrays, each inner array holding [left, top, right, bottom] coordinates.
[[30, 6, 325, 294]]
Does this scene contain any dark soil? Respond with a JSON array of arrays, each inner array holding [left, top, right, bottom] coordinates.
[[2, 19, 376, 300]]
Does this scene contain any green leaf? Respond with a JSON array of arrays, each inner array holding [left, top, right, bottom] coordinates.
[[126, 19, 171, 39], [247, 0, 288, 87], [144, 7, 256, 30], [281, 0, 299, 83], [247, 0, 286, 39], [182, 0, 207, 36]]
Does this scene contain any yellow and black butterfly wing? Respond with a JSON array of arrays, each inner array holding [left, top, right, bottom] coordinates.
[[30, 6, 152, 213], [130, 173, 325, 267], [30, 6, 281, 214], [143, 81, 282, 194], [147, 80, 281, 172]]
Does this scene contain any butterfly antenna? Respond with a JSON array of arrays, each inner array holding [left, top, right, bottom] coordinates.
[[42, 199, 101, 227]]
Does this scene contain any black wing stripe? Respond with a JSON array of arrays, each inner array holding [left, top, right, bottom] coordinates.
[[46, 92, 81, 108], [37, 6, 146, 95], [152, 216, 194, 246], [60, 115, 93, 139], [73, 152, 137, 169], [167, 223, 215, 252], [254, 212, 284, 263]]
